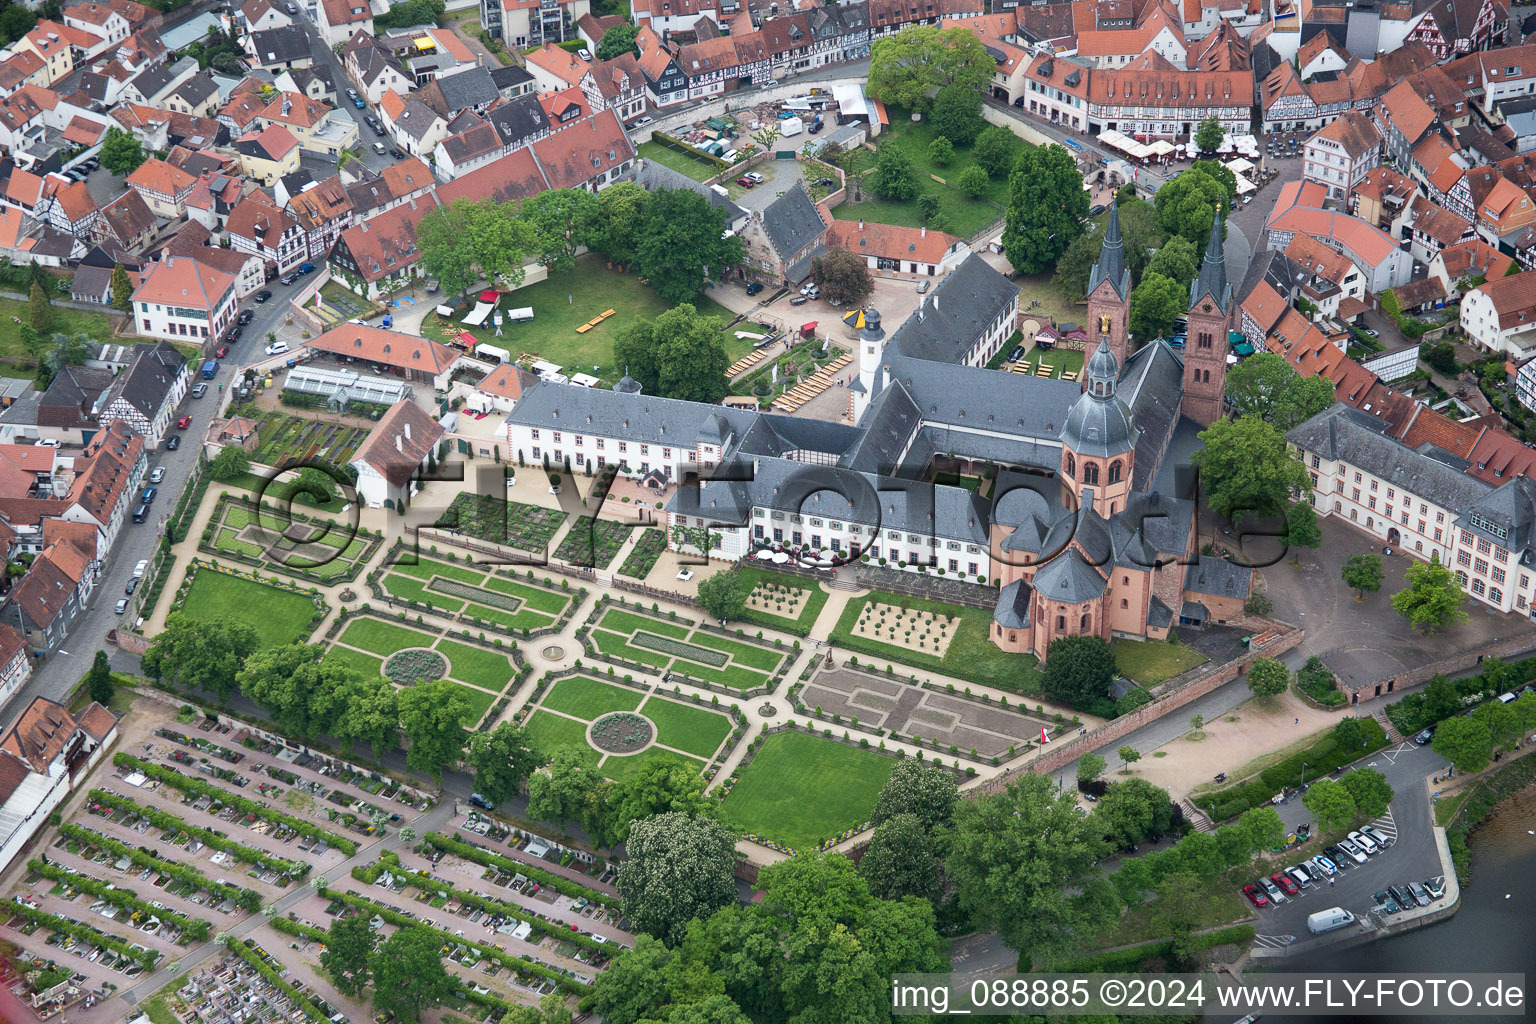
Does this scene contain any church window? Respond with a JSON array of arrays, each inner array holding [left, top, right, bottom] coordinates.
[[1108, 461, 1122, 484], [1084, 463, 1099, 485]]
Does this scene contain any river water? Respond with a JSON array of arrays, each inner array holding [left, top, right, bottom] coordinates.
[[1259, 784, 1536, 1023]]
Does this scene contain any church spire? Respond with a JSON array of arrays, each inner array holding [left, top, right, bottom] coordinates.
[[1088, 201, 1130, 301], [1189, 211, 1230, 313]]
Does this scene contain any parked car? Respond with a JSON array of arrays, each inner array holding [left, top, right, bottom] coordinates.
[[372, 124, 386, 137], [372, 142, 387, 155], [133, 560, 148, 577], [745, 281, 764, 296], [1413, 728, 1434, 745], [390, 147, 406, 159], [347, 88, 359, 99], [737, 176, 756, 188], [1241, 884, 1268, 909], [1259, 876, 1286, 903], [1348, 829, 1379, 854], [175, 416, 191, 430], [114, 597, 130, 615], [254, 290, 272, 302], [578, 48, 592, 61], [1364, 327, 1380, 337], [1424, 877, 1446, 899], [191, 383, 207, 399], [298, 263, 315, 275], [213, 344, 229, 358], [266, 340, 289, 355], [1286, 865, 1314, 889], [225, 326, 242, 342], [1337, 839, 1368, 864], [632, 115, 654, 127], [166, 435, 180, 450], [1389, 884, 1416, 908], [745, 172, 764, 184], [917, 279, 931, 294], [149, 467, 165, 484], [1089, 203, 1107, 217], [1309, 855, 1337, 877], [1408, 881, 1432, 907], [280, 271, 300, 285], [1360, 825, 1391, 849], [1272, 872, 1299, 896], [124, 577, 138, 595], [790, 295, 809, 306], [353, 95, 366, 109]]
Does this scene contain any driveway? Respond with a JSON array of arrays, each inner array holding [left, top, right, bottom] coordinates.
[[732, 157, 808, 213]]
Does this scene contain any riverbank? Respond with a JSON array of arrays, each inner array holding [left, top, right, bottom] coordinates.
[[1442, 749, 1536, 883]]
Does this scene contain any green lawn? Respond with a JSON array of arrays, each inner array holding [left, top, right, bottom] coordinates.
[[523, 710, 595, 763], [601, 749, 705, 782], [832, 591, 1041, 695], [686, 631, 785, 672], [637, 140, 723, 182], [598, 606, 692, 640], [178, 571, 318, 649], [735, 567, 830, 636], [720, 732, 895, 851], [388, 554, 486, 585], [640, 696, 732, 759], [427, 255, 749, 386], [324, 645, 385, 678], [439, 640, 515, 690], [1113, 637, 1208, 686], [541, 675, 644, 718], [383, 573, 464, 611], [336, 617, 437, 656], [484, 575, 574, 614], [454, 683, 500, 726], [0, 298, 117, 365]]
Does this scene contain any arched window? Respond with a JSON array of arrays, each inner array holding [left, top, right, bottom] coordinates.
[[1108, 461, 1122, 484], [1416, 540, 1423, 553], [1080, 612, 1090, 630], [1120, 598, 1128, 609], [1084, 462, 1099, 485], [1056, 615, 1066, 630], [1008, 632, 1016, 643], [1065, 453, 1075, 477]]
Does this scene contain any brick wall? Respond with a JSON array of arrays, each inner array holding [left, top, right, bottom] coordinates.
[[1343, 633, 1536, 703]]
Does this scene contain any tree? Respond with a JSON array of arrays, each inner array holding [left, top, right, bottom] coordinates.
[[618, 812, 737, 946], [973, 124, 1019, 177], [872, 147, 919, 200], [1128, 272, 1185, 340], [694, 570, 747, 621], [370, 925, 455, 1022], [237, 644, 362, 738], [465, 721, 540, 808], [1144, 235, 1199, 289], [1432, 715, 1493, 773], [868, 25, 998, 109], [1423, 342, 1458, 375], [84, 650, 114, 706], [28, 281, 51, 335], [1154, 162, 1231, 245], [1285, 501, 1322, 550], [915, 191, 940, 223], [957, 165, 989, 198], [396, 679, 472, 781], [332, 677, 398, 754], [927, 135, 953, 165], [606, 754, 710, 845], [590, 182, 650, 267], [1042, 635, 1117, 714], [871, 758, 958, 833], [1194, 116, 1226, 155], [38, 333, 95, 390], [1473, 700, 1521, 751], [372, 0, 444, 28], [1246, 656, 1290, 698], [1118, 745, 1141, 767], [612, 304, 731, 403], [857, 812, 942, 902], [1002, 144, 1088, 275], [517, 188, 600, 273], [596, 21, 639, 60], [1191, 416, 1310, 521], [1302, 777, 1358, 834], [589, 936, 675, 1024], [1392, 553, 1470, 633], [931, 83, 983, 145], [1511, 691, 1536, 741], [810, 248, 875, 307], [208, 445, 252, 482], [110, 263, 133, 311], [526, 747, 607, 835], [142, 613, 260, 703], [1076, 753, 1107, 784], [1094, 778, 1172, 851], [1148, 871, 1213, 968], [1339, 769, 1394, 819], [945, 773, 1113, 962], [751, 122, 780, 152], [416, 198, 485, 297], [1341, 554, 1383, 600], [321, 911, 375, 998], [1116, 198, 1164, 283], [1051, 227, 1102, 302], [100, 126, 146, 175], [634, 188, 744, 304], [1223, 352, 1336, 430]]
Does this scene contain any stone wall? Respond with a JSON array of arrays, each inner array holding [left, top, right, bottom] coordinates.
[[1343, 633, 1536, 703]]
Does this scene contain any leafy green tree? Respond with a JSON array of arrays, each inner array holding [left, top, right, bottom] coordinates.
[[957, 165, 989, 198], [1224, 352, 1336, 429], [869, 25, 999, 109], [1093, 778, 1173, 851], [372, 0, 444, 29], [465, 721, 540, 808], [634, 188, 744, 304], [857, 812, 942, 902], [1194, 116, 1226, 155], [1511, 691, 1536, 739], [1286, 501, 1322, 550], [142, 613, 260, 703], [100, 126, 146, 175], [1115, 198, 1164, 283], [618, 812, 737, 946], [28, 281, 51, 335], [612, 304, 731, 403], [1154, 162, 1231, 245], [416, 198, 485, 297], [589, 936, 675, 1024], [606, 754, 710, 845], [1423, 342, 1458, 375], [693, 570, 747, 621], [646, 995, 751, 1024], [931, 82, 983, 145], [526, 746, 607, 834], [1129, 272, 1185, 340], [111, 263, 133, 311], [1118, 745, 1141, 767], [590, 182, 651, 267], [396, 679, 472, 781], [321, 911, 375, 998], [1301, 777, 1358, 834], [517, 188, 600, 273], [872, 147, 919, 200], [85, 650, 114, 706], [870, 758, 958, 832], [332, 676, 398, 753], [1342, 553, 1384, 600], [237, 644, 363, 738], [1473, 700, 1521, 751], [1339, 769, 1394, 819], [973, 124, 1019, 177], [1144, 234, 1199, 289], [208, 445, 252, 481], [1003, 144, 1088, 275], [370, 925, 455, 1021], [927, 135, 953, 165], [1191, 416, 1310, 521], [1076, 752, 1107, 783], [38, 333, 95, 390], [1041, 634, 1117, 713], [1051, 225, 1102, 302], [810, 247, 875, 307], [945, 773, 1113, 963], [1150, 871, 1213, 968], [1392, 553, 1469, 633], [1432, 715, 1493, 773], [596, 22, 639, 59], [915, 191, 940, 223], [1246, 657, 1290, 698]]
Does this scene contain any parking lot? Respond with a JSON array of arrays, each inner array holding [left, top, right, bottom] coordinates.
[[732, 156, 809, 212]]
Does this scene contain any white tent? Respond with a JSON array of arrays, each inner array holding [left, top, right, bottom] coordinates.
[[1224, 157, 1255, 174], [462, 299, 495, 327], [1149, 140, 1175, 156], [1232, 171, 1256, 194]]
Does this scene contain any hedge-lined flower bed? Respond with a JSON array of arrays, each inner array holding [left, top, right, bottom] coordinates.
[[424, 833, 613, 909], [87, 788, 307, 881], [28, 859, 211, 943], [5, 900, 160, 971], [59, 822, 262, 911], [384, 648, 448, 686]]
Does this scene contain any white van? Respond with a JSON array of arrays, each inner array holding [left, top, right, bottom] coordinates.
[[1306, 907, 1355, 934], [372, 142, 387, 154]]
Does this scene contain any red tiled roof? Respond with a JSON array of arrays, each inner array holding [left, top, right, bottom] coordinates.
[[307, 323, 458, 373]]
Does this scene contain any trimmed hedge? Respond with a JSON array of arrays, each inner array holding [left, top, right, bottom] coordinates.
[[223, 937, 331, 1024], [5, 900, 161, 970], [60, 821, 263, 912], [87, 788, 306, 880], [29, 858, 211, 943], [1194, 719, 1389, 821], [425, 832, 612, 908]]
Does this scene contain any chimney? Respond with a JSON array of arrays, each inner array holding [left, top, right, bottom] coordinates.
[[395, 434, 403, 452], [858, 220, 863, 229], [403, 422, 412, 441], [920, 225, 925, 238]]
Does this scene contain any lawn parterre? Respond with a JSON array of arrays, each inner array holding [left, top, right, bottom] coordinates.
[[719, 731, 896, 851], [176, 565, 323, 650], [585, 602, 787, 691], [617, 528, 667, 579], [553, 516, 634, 570], [1113, 636, 1208, 686], [521, 674, 734, 775], [523, 710, 596, 763], [377, 553, 574, 631], [600, 749, 706, 781], [735, 567, 829, 636], [540, 676, 644, 718], [335, 617, 437, 656], [639, 694, 732, 758]]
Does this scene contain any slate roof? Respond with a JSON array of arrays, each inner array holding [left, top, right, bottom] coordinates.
[[887, 254, 1017, 364], [485, 94, 551, 147], [1031, 547, 1108, 603], [633, 158, 745, 222], [429, 65, 499, 113], [1118, 339, 1187, 492], [758, 181, 828, 262], [103, 340, 186, 421], [1454, 476, 1536, 554], [1061, 340, 1138, 458], [993, 579, 1033, 629], [1183, 554, 1252, 600], [249, 25, 311, 65]]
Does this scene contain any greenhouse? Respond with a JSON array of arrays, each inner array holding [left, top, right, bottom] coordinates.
[[283, 366, 412, 413]]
